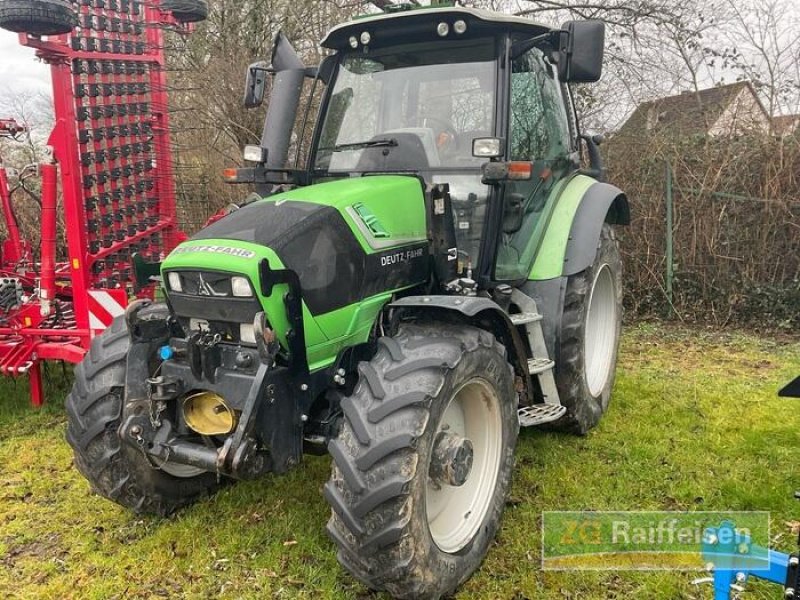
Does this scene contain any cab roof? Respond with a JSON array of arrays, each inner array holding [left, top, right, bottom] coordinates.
[[321, 6, 551, 50]]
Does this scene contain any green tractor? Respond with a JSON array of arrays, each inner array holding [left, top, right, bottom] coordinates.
[[66, 6, 629, 598]]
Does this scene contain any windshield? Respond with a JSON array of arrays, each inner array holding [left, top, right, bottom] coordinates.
[[314, 40, 496, 173]]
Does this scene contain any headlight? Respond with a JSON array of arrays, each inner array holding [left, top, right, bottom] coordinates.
[[167, 272, 182, 292], [231, 276, 253, 297]]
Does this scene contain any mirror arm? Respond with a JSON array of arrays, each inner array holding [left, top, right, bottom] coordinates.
[[578, 134, 607, 182], [510, 31, 560, 60]]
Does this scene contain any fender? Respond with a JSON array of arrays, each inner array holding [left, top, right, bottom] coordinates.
[[389, 295, 535, 405], [525, 177, 629, 362], [562, 181, 629, 277], [530, 176, 630, 281]]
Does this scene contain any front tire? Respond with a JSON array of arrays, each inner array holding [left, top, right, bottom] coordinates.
[[553, 223, 623, 435], [65, 315, 220, 515], [325, 324, 519, 599]]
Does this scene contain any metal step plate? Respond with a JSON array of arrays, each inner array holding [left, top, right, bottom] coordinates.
[[528, 357, 555, 375], [510, 312, 543, 326], [518, 403, 567, 427]]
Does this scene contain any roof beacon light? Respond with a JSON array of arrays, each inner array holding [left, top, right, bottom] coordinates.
[[453, 20, 467, 35], [360, 31, 371, 45], [349, 35, 358, 48], [437, 22, 450, 37]]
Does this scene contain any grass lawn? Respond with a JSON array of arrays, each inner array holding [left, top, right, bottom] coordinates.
[[1, 322, 798, 599]]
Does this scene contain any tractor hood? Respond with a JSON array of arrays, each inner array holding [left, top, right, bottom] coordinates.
[[161, 175, 429, 352], [189, 175, 428, 255]]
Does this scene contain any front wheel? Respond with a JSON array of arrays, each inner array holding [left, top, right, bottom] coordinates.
[[65, 314, 220, 515], [325, 324, 519, 599]]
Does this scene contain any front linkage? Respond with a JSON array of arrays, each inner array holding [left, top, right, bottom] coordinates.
[[117, 259, 319, 481]]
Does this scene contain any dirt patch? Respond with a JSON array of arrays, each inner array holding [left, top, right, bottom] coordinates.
[[1, 533, 65, 569]]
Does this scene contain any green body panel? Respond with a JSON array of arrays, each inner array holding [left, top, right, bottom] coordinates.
[[161, 176, 428, 372], [529, 174, 597, 280], [265, 176, 427, 253], [161, 240, 325, 351]]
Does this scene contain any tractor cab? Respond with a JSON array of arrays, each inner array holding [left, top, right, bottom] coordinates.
[[239, 6, 607, 286]]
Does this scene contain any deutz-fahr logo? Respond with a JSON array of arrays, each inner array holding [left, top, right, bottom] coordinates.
[[381, 247, 424, 267], [172, 244, 255, 259], [197, 273, 228, 297]]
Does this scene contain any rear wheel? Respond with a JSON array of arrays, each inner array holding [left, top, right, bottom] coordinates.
[[0, 0, 76, 36], [65, 315, 220, 515], [553, 223, 622, 434], [325, 324, 519, 599]]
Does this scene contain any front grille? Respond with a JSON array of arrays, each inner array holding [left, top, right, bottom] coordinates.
[[171, 271, 234, 297], [165, 271, 263, 345]]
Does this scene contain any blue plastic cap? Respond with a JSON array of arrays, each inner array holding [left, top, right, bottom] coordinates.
[[159, 345, 174, 361]]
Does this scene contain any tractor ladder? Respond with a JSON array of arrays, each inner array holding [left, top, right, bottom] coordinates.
[[510, 289, 566, 427]]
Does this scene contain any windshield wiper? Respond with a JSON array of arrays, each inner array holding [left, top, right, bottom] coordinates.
[[326, 138, 398, 152]]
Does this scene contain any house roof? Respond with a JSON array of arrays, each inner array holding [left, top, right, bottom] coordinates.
[[616, 81, 767, 138]]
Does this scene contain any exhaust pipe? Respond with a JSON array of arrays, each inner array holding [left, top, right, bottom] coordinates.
[[260, 32, 306, 170]]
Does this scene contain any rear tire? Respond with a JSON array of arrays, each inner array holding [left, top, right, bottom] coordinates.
[[0, 0, 76, 36], [65, 315, 220, 516], [553, 223, 622, 435], [325, 324, 519, 599], [160, 0, 208, 23]]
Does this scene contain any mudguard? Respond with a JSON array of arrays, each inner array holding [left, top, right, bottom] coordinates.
[[530, 176, 629, 281], [525, 177, 629, 362], [389, 295, 535, 405], [562, 181, 629, 277]]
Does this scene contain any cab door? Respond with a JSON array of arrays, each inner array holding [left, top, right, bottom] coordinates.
[[495, 45, 576, 281]]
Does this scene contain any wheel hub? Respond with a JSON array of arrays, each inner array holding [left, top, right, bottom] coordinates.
[[429, 431, 474, 487]]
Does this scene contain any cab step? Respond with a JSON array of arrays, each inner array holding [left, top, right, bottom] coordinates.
[[510, 312, 542, 326], [528, 357, 554, 375], [518, 403, 567, 427], [510, 288, 561, 406]]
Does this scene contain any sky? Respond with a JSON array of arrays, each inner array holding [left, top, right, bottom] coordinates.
[[0, 30, 52, 96]]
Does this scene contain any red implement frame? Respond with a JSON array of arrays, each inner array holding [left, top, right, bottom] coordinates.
[[0, 1, 189, 405]]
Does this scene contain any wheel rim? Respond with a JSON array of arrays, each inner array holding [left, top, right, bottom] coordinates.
[[158, 461, 205, 478], [425, 378, 503, 554], [584, 264, 617, 397]]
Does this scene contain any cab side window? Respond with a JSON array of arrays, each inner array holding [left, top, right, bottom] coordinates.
[[509, 48, 571, 161]]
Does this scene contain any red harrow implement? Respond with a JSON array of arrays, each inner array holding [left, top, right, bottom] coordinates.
[[0, 0, 202, 405]]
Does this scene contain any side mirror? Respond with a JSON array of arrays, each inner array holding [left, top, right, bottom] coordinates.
[[558, 20, 605, 83], [502, 193, 525, 234], [244, 32, 306, 109], [244, 61, 270, 108]]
